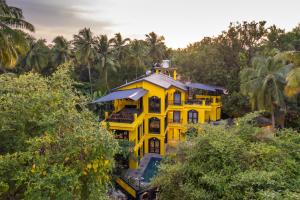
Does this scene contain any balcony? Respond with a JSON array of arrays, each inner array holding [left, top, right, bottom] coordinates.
[[168, 99, 212, 106], [106, 108, 142, 123], [185, 99, 211, 105], [168, 119, 183, 124], [168, 100, 183, 106]]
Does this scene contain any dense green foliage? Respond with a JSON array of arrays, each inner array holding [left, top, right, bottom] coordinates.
[[0, 65, 118, 199], [172, 21, 300, 118], [1, 1, 300, 199], [153, 113, 300, 199]]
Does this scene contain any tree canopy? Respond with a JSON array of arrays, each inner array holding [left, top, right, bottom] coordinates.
[[153, 113, 300, 199], [0, 65, 118, 199]]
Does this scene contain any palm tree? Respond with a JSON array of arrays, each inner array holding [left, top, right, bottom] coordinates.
[[275, 51, 300, 97], [129, 39, 149, 78], [240, 56, 292, 129], [0, 0, 34, 69], [73, 28, 96, 94], [109, 33, 130, 61], [95, 35, 114, 91], [25, 39, 50, 73], [51, 36, 71, 67], [145, 32, 166, 63]]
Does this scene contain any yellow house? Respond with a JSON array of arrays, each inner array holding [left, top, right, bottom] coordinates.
[[95, 67, 225, 170]]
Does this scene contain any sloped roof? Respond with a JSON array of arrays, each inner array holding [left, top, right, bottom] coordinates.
[[92, 88, 148, 103], [112, 73, 227, 94], [186, 83, 226, 93], [113, 73, 187, 91]]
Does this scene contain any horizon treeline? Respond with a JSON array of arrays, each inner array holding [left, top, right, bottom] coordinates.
[[2, 17, 300, 123]]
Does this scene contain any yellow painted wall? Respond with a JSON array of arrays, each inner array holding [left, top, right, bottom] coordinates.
[[116, 178, 136, 198]]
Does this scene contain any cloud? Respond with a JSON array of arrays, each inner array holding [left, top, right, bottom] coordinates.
[[7, 0, 114, 42]]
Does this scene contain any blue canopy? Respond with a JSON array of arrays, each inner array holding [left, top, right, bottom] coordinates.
[[186, 83, 226, 93], [92, 88, 148, 103]]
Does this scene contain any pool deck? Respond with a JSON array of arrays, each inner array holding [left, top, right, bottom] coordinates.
[[123, 153, 162, 189]]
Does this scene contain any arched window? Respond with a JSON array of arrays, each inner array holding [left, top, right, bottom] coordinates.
[[148, 117, 160, 133], [174, 91, 181, 105], [148, 96, 161, 113], [188, 110, 198, 123], [148, 138, 160, 154]]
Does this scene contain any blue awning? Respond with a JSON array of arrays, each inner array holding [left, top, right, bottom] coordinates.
[[186, 83, 227, 94], [92, 88, 148, 103]]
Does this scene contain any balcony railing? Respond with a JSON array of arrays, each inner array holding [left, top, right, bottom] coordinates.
[[168, 99, 212, 106], [106, 108, 142, 123], [168, 119, 183, 124], [185, 99, 211, 105], [168, 100, 184, 106]]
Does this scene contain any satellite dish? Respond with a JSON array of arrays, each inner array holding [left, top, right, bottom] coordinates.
[[162, 60, 170, 68]]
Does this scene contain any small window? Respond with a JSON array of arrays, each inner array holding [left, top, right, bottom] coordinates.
[[138, 124, 142, 141], [174, 91, 181, 105], [164, 115, 168, 130], [165, 93, 168, 110], [149, 96, 161, 113], [149, 117, 160, 134], [114, 130, 129, 139], [173, 111, 181, 123], [188, 110, 198, 123]]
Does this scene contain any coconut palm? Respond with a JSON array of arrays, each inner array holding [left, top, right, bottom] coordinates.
[[0, 0, 34, 69], [275, 51, 300, 97], [25, 39, 50, 73], [109, 33, 130, 61], [51, 36, 71, 67], [129, 39, 149, 78], [240, 56, 292, 129], [145, 32, 166, 62], [95, 34, 115, 91], [73, 28, 96, 94]]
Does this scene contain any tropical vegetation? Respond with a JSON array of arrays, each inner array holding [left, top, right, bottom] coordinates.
[[153, 113, 300, 199], [1, 0, 300, 199]]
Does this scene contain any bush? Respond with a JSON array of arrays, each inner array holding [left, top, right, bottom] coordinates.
[[153, 113, 300, 200]]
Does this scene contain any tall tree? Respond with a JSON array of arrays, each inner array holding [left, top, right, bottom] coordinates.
[[129, 39, 149, 78], [0, 0, 34, 69], [95, 34, 114, 91], [51, 36, 71, 67], [25, 39, 50, 73], [240, 57, 291, 129], [145, 32, 166, 63], [109, 33, 130, 61], [73, 28, 96, 94]]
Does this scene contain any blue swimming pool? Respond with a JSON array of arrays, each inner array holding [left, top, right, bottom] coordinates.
[[142, 157, 162, 182]]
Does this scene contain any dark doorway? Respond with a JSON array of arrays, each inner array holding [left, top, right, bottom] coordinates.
[[148, 138, 160, 154]]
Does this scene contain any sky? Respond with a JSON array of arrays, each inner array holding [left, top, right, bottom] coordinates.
[[7, 0, 300, 48]]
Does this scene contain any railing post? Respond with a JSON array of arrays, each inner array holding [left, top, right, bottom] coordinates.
[[105, 112, 109, 119], [202, 100, 205, 106], [134, 114, 137, 121]]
